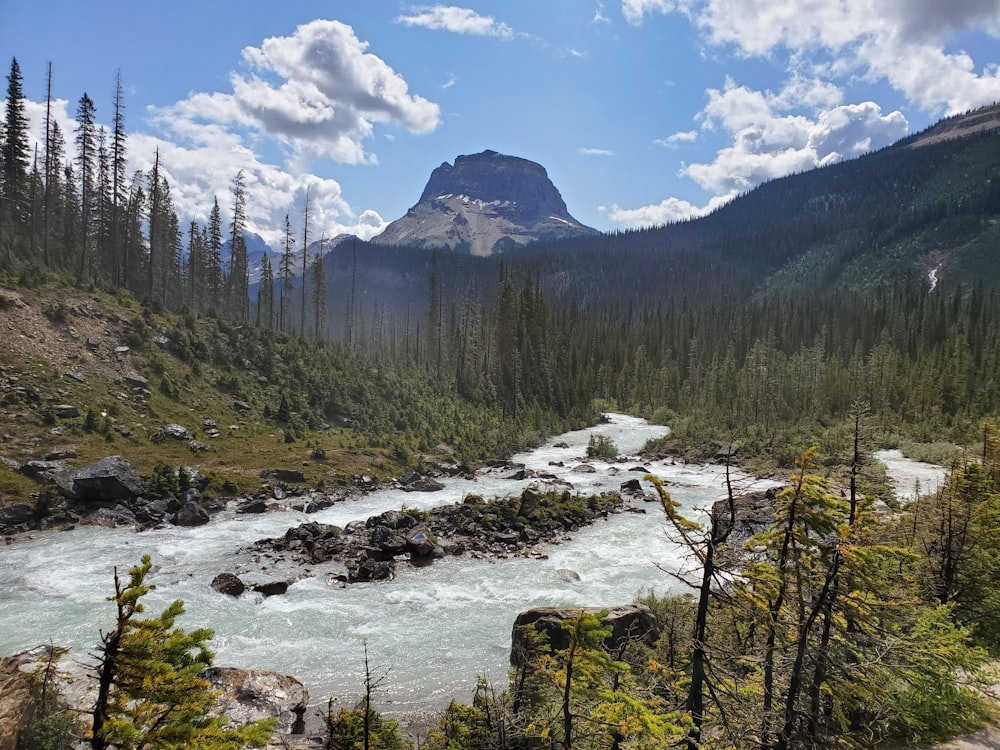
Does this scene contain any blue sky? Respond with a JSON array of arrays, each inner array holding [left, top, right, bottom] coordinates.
[[3, 1, 1000, 247]]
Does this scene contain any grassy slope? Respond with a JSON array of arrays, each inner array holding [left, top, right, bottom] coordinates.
[[0, 281, 401, 508]]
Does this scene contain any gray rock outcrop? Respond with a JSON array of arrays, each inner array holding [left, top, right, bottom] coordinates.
[[0, 654, 34, 750], [204, 667, 309, 736]]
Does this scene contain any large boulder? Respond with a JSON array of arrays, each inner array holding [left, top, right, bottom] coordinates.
[[82, 505, 138, 528], [369, 525, 408, 558], [0, 648, 310, 748], [0, 654, 34, 750], [211, 573, 246, 597], [399, 473, 445, 492], [349, 559, 394, 583], [173, 500, 210, 527], [151, 423, 191, 442], [204, 667, 308, 736], [0, 503, 34, 532], [71, 456, 144, 503], [405, 524, 442, 559], [511, 604, 660, 669]]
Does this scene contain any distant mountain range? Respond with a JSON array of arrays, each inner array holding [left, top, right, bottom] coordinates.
[[372, 150, 599, 255], [225, 232, 356, 283]]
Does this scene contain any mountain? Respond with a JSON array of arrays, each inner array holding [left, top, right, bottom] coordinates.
[[372, 150, 599, 255], [221, 232, 273, 283]]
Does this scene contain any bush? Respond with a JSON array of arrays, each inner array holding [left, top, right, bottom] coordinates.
[[586, 434, 618, 459], [899, 440, 963, 466]]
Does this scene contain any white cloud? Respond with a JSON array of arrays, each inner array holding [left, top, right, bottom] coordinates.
[[683, 77, 907, 194], [655, 130, 698, 147], [17, 70, 391, 247], [622, 0, 692, 25], [608, 73, 907, 228], [397, 6, 514, 39], [441, 75, 458, 89], [593, 2, 611, 24], [622, 0, 1000, 114], [154, 20, 440, 166], [600, 193, 731, 226], [578, 147, 615, 156], [126, 131, 387, 246], [697, 0, 1000, 115]]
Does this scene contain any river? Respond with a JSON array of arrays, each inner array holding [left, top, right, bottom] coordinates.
[[1, 415, 935, 716]]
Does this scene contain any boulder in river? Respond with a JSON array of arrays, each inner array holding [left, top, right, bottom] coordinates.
[[212, 572, 246, 597], [511, 604, 660, 669], [349, 559, 394, 583], [399, 473, 445, 492], [405, 524, 443, 559], [252, 581, 290, 597], [173, 500, 210, 527]]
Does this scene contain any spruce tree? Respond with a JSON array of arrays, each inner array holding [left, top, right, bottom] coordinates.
[[74, 93, 97, 280], [2, 57, 30, 223], [91, 555, 275, 750]]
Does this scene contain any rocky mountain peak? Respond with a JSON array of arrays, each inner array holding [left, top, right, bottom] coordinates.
[[374, 150, 598, 256]]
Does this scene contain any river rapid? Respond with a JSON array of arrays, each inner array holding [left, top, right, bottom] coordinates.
[[0, 415, 785, 713]]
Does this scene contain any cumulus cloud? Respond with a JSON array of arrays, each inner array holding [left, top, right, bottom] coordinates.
[[600, 194, 731, 226], [578, 147, 615, 156], [18, 95, 387, 247], [126, 130, 387, 246], [607, 74, 907, 228], [154, 20, 440, 166], [397, 6, 514, 39], [683, 77, 907, 194], [687, 0, 1000, 115]]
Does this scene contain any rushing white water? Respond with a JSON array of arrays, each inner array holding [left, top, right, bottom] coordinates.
[[0, 415, 774, 714], [874, 449, 949, 501]]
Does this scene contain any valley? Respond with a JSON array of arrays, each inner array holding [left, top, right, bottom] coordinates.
[[1, 52, 999, 747]]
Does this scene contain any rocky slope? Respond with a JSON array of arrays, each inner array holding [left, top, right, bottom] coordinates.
[[373, 150, 599, 255]]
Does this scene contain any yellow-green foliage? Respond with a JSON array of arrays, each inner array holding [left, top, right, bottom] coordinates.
[[93, 556, 276, 749]]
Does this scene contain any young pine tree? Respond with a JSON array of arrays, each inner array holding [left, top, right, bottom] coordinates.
[[91, 555, 275, 750]]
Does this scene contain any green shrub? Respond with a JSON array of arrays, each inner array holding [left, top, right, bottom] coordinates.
[[586, 434, 618, 459]]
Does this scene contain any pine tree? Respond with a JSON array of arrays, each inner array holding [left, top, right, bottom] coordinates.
[[300, 185, 310, 336], [74, 93, 97, 280], [2, 57, 30, 225], [145, 148, 160, 302], [279, 213, 295, 332], [42, 62, 55, 266], [206, 197, 223, 313], [110, 70, 127, 286], [91, 555, 275, 750], [311, 245, 327, 339], [257, 251, 274, 329], [227, 170, 248, 321]]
